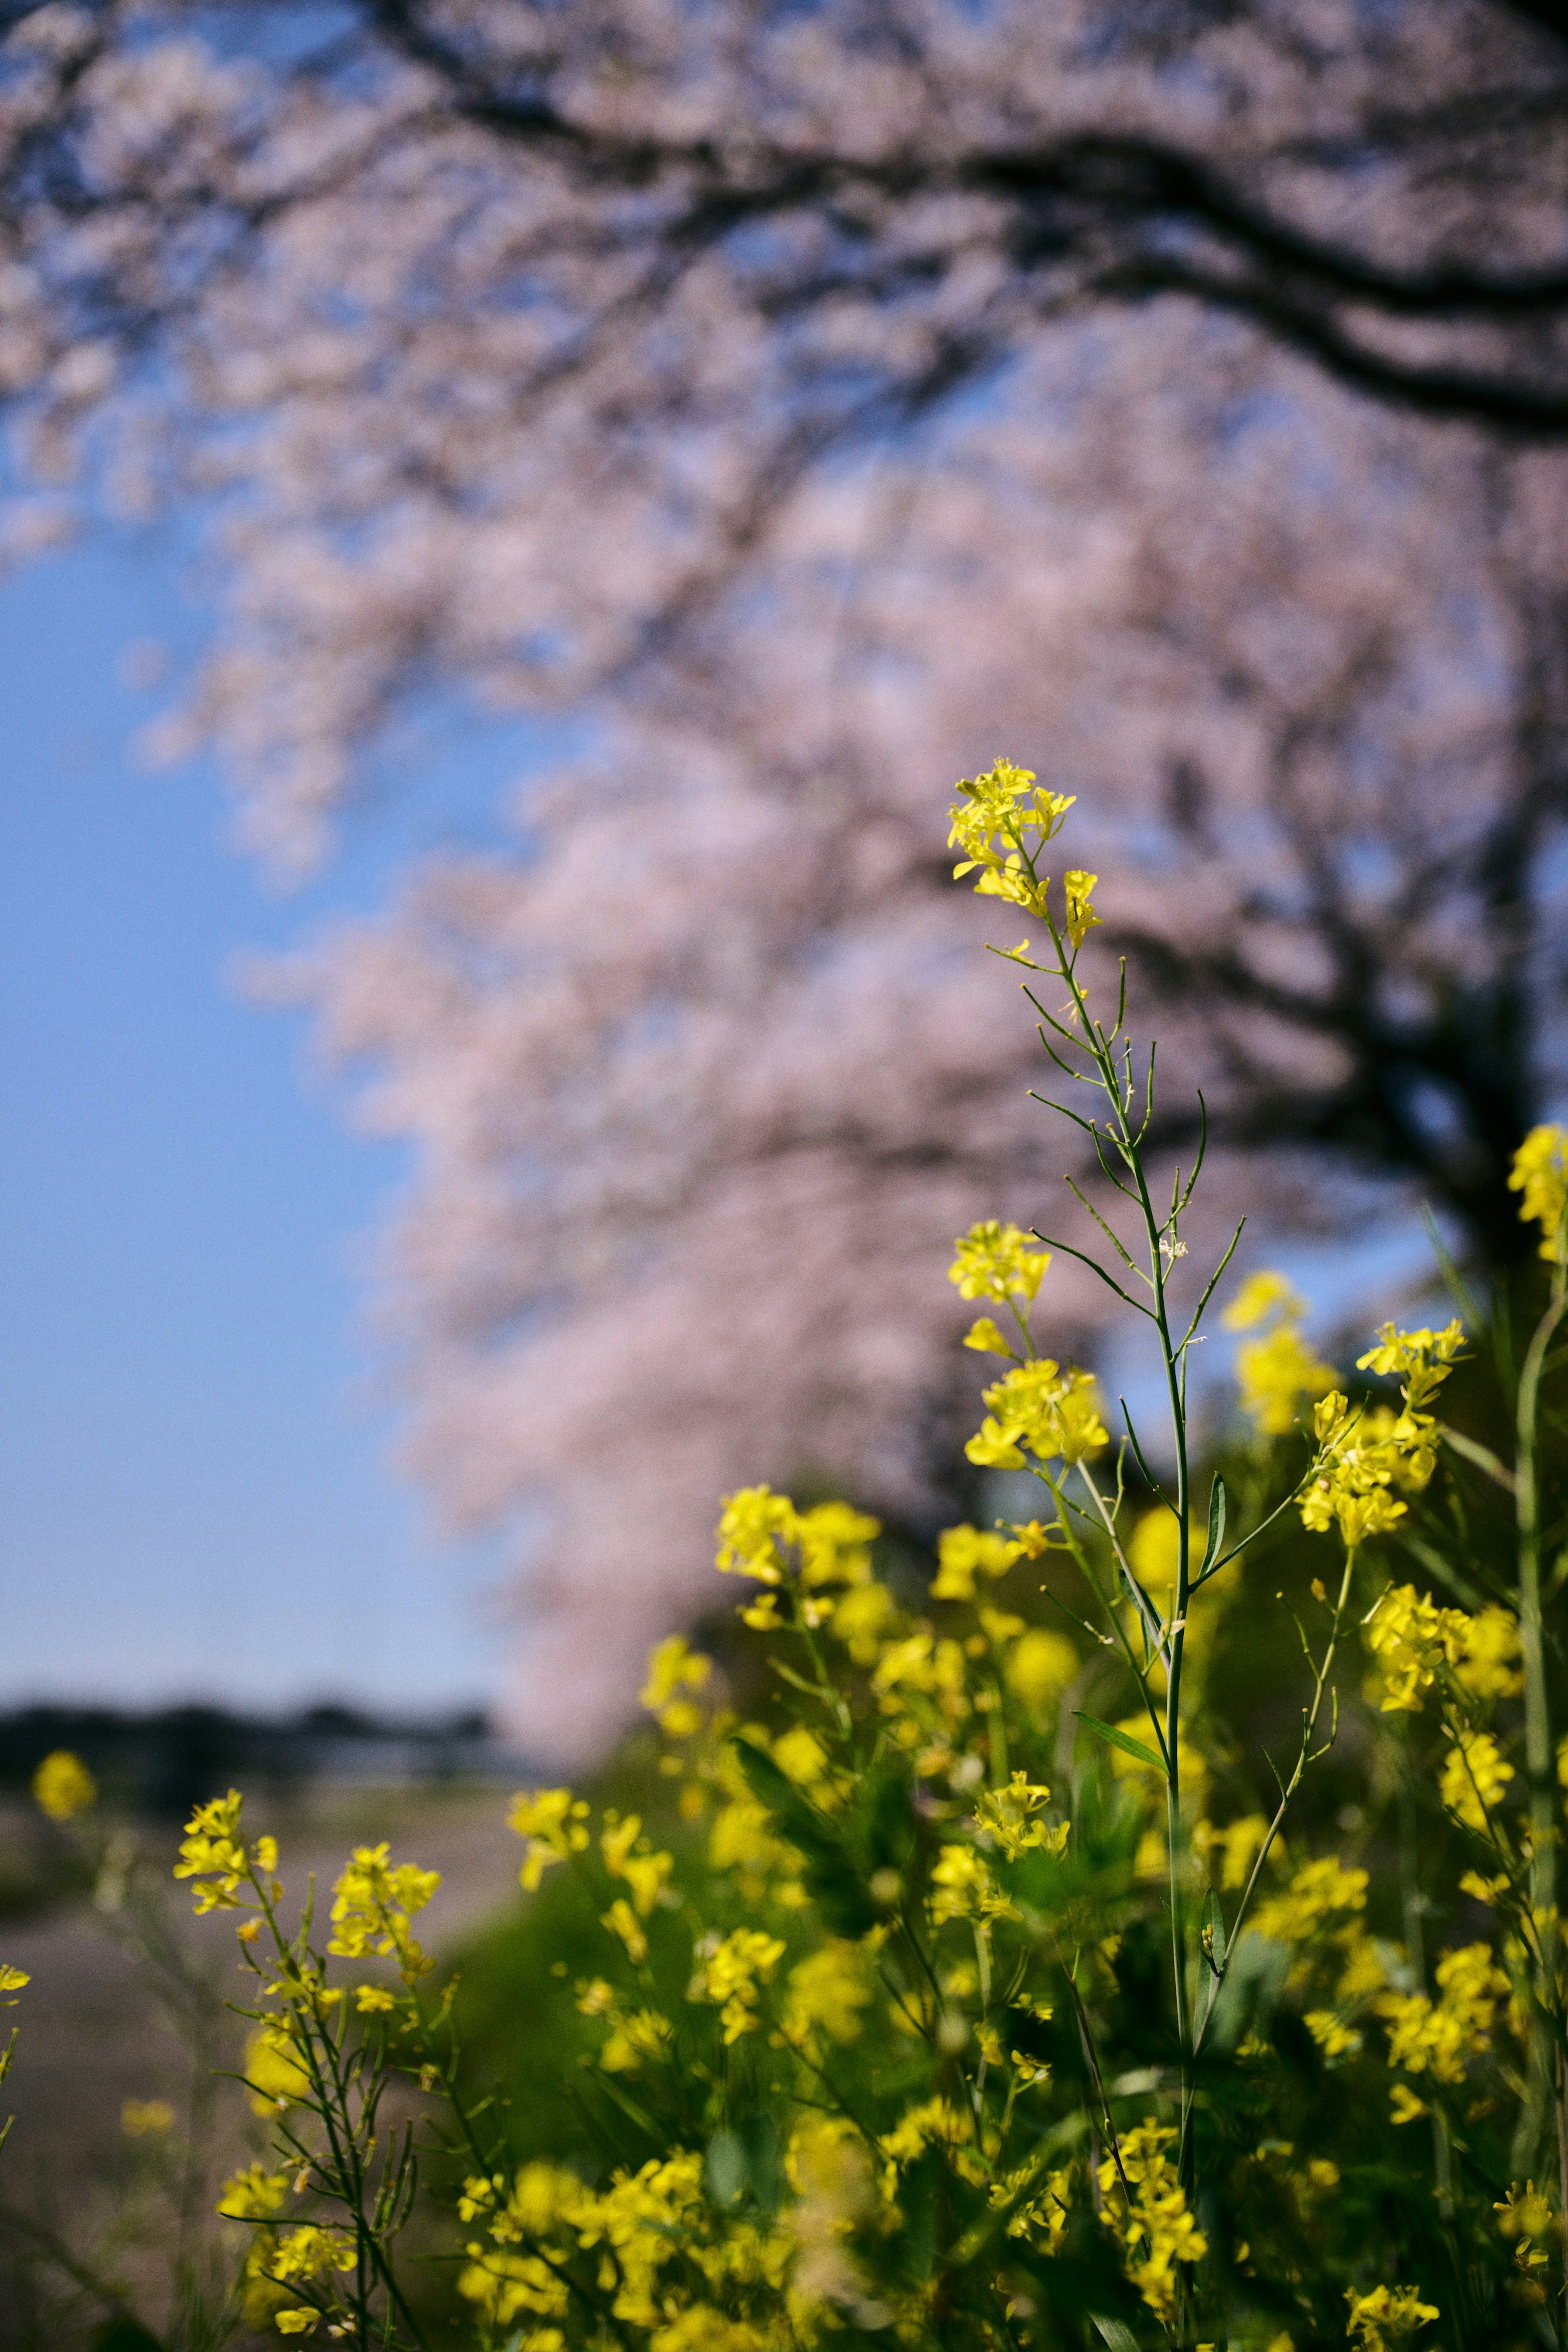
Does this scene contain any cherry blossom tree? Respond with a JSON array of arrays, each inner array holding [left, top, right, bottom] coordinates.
[[1, 0, 1566, 1748]]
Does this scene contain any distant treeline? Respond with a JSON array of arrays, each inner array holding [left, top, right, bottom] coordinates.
[[0, 1701, 502, 1820]]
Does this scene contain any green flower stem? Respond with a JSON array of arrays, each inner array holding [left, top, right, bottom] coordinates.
[[1513, 1262, 1568, 2297]]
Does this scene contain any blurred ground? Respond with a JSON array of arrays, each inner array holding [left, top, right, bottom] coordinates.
[[0, 1782, 526, 2348]]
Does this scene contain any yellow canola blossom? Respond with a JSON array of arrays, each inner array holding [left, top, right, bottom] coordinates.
[[243, 2023, 311, 2116], [1345, 2283, 1440, 2351], [965, 1359, 1108, 1471], [688, 1928, 786, 2045], [174, 1790, 277, 1914], [782, 1942, 871, 2046], [218, 2162, 290, 2220], [949, 1219, 1050, 1308], [714, 1489, 878, 1594], [929, 1843, 1016, 1925], [831, 1579, 898, 1665], [1439, 1730, 1515, 1831], [1062, 869, 1100, 949], [1223, 1272, 1336, 1438], [601, 1813, 675, 1917], [1496, 2180, 1555, 2278], [1379, 1943, 1509, 2084], [1248, 1854, 1368, 1948], [931, 1522, 1023, 1601], [640, 1634, 711, 1738], [508, 1787, 590, 1893], [121, 2098, 175, 2137], [32, 1749, 97, 1822], [1356, 1319, 1464, 1412], [947, 758, 1076, 922], [1510, 1123, 1568, 1264], [1097, 2123, 1207, 2326], [1193, 1814, 1269, 1893], [1303, 1400, 1438, 1548], [328, 1843, 440, 1977], [973, 1772, 1067, 1861], [1363, 1586, 1521, 1715]]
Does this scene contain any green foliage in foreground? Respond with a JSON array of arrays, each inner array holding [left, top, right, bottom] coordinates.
[[11, 762, 1568, 2352]]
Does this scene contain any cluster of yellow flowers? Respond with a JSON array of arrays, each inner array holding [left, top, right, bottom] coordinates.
[[1297, 1319, 1462, 1546], [1362, 1585, 1522, 1715], [112, 779, 1568, 2352], [946, 757, 1098, 945], [1509, 1121, 1568, 1263], [1222, 1272, 1337, 1438], [1097, 2125, 1208, 2327], [1379, 1943, 1513, 2093]]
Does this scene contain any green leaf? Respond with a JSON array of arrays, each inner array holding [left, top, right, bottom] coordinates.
[[1196, 1473, 1227, 1582], [1090, 2318, 1141, 2352], [1073, 1712, 1165, 1773]]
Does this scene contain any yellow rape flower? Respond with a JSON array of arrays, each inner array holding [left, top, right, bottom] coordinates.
[[640, 1636, 711, 1738], [1193, 1815, 1269, 1893], [243, 2024, 311, 2115], [973, 1772, 1065, 1861], [715, 1484, 798, 1582], [1344, 2282, 1439, 2350], [966, 1359, 1107, 1471], [1380, 1943, 1508, 2083], [1304, 2011, 1361, 2061], [796, 1500, 879, 1589], [508, 1787, 590, 1892], [32, 1750, 96, 1822], [601, 1813, 675, 1915], [947, 758, 1076, 921], [218, 2162, 290, 2219], [688, 1928, 785, 2043], [931, 1522, 1023, 1601], [174, 1790, 275, 1913], [1356, 1318, 1464, 1413], [603, 1898, 648, 1965], [1062, 869, 1100, 949], [1440, 1730, 1514, 1830], [327, 1844, 439, 1977], [832, 1580, 897, 1664], [948, 1219, 1050, 1307], [1510, 1123, 1568, 1264], [1097, 2123, 1207, 2325], [783, 1943, 871, 2044], [771, 1726, 827, 1786], [1223, 1270, 1336, 1436], [1248, 1854, 1367, 1947]]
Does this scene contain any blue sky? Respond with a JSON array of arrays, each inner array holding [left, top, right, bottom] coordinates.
[[0, 531, 529, 1717]]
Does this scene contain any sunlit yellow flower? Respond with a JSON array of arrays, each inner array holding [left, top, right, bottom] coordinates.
[[948, 1219, 1050, 1307], [508, 1787, 590, 1892], [1510, 1123, 1568, 1263]]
